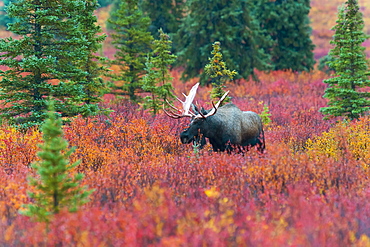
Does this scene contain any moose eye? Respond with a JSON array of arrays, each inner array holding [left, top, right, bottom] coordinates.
[[191, 118, 202, 124]]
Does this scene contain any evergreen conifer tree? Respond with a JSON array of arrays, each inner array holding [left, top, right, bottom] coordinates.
[[20, 102, 92, 222], [0, 0, 105, 127], [108, 0, 153, 101], [0, 0, 15, 29], [97, 0, 112, 8], [175, 0, 271, 84], [75, 0, 108, 117], [142, 29, 176, 115], [320, 0, 370, 120], [318, 54, 336, 74], [204, 41, 237, 103], [252, 0, 315, 71], [140, 0, 184, 39]]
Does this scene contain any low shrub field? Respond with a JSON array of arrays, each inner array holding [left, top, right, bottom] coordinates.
[[0, 70, 369, 246]]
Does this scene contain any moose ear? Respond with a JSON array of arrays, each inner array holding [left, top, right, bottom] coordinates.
[[191, 104, 200, 114], [201, 107, 210, 115]]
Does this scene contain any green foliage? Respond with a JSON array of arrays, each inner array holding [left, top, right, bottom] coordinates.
[[142, 29, 176, 115], [0, 0, 106, 127], [108, 0, 153, 102], [20, 103, 93, 222], [318, 55, 336, 74], [0, 0, 16, 29], [210, 84, 230, 104], [140, 0, 184, 39], [320, 0, 370, 120], [205, 41, 237, 103], [260, 103, 272, 126], [204, 41, 238, 85], [75, 0, 108, 117], [175, 0, 271, 84], [252, 0, 315, 72], [97, 0, 113, 8]]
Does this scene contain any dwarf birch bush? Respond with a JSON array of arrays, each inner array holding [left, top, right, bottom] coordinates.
[[306, 116, 370, 163]]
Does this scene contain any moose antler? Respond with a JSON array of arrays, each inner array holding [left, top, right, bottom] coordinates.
[[163, 83, 199, 119], [195, 90, 229, 119]]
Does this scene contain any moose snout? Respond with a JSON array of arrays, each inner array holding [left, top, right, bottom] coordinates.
[[180, 132, 193, 144]]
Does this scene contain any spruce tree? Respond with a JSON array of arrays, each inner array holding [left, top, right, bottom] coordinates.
[[142, 29, 176, 115], [97, 0, 112, 8], [175, 0, 271, 84], [204, 41, 237, 103], [108, 0, 153, 101], [318, 54, 336, 74], [0, 0, 105, 127], [21, 102, 92, 222], [320, 0, 370, 120], [75, 0, 108, 117], [0, 0, 15, 29], [140, 0, 184, 39], [252, 0, 315, 71]]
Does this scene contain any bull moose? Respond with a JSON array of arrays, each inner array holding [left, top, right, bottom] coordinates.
[[164, 83, 265, 153]]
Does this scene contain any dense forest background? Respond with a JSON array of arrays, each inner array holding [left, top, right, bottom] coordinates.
[[1, 0, 369, 59], [97, 0, 366, 59], [100, 0, 369, 59]]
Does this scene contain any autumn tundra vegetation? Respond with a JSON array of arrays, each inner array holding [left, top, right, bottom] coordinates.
[[0, 0, 369, 246]]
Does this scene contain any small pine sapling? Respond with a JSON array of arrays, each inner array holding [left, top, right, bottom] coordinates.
[[204, 41, 237, 104], [260, 102, 272, 126], [20, 103, 93, 222]]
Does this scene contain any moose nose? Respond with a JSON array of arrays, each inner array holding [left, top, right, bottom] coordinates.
[[180, 132, 191, 144], [180, 137, 187, 144]]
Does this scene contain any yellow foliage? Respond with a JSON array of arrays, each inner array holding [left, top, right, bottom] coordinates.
[[0, 126, 41, 167], [204, 187, 220, 199], [204, 187, 236, 235], [143, 184, 166, 207], [306, 117, 370, 164], [356, 234, 370, 247]]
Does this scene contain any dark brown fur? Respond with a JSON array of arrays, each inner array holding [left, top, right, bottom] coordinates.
[[180, 103, 265, 152]]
